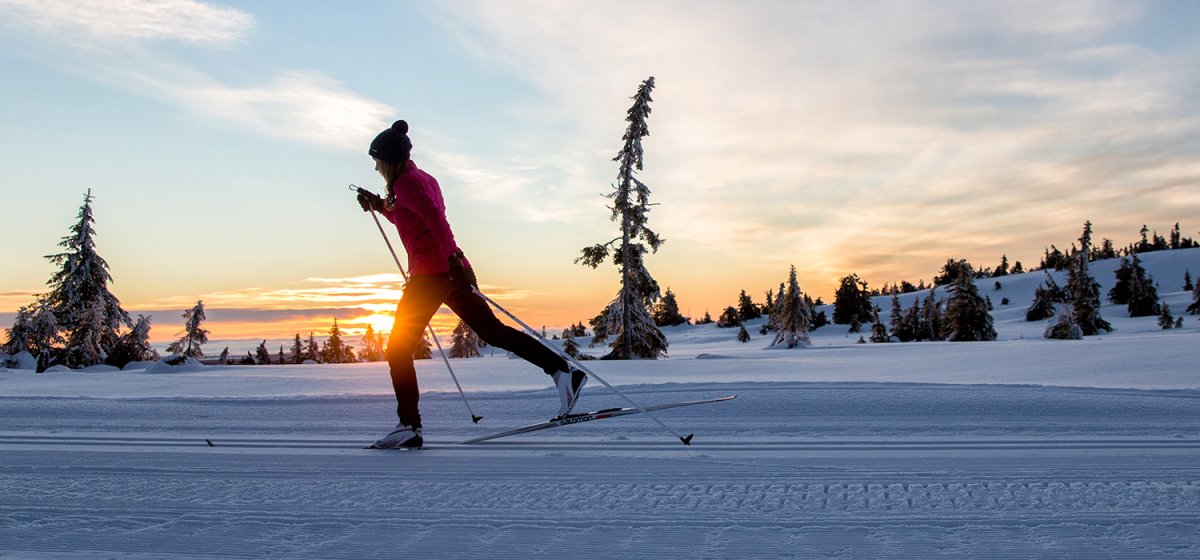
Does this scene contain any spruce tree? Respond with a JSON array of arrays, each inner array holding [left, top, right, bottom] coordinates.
[[3, 303, 62, 370], [1188, 280, 1200, 315], [1044, 305, 1083, 340], [106, 314, 154, 368], [1108, 257, 1134, 305], [770, 265, 812, 349], [306, 333, 320, 363], [291, 334, 304, 364], [449, 320, 481, 358], [414, 335, 433, 360], [321, 319, 355, 363], [889, 294, 915, 342], [736, 324, 751, 343], [869, 309, 890, 343], [219, 347, 230, 364], [576, 77, 668, 360], [1184, 270, 1194, 292], [255, 340, 271, 365], [166, 301, 208, 358], [832, 273, 872, 328], [1125, 255, 1161, 317], [42, 190, 132, 367], [651, 288, 688, 327], [737, 290, 761, 321], [1158, 303, 1175, 329], [942, 263, 997, 341], [358, 324, 385, 362], [1066, 222, 1111, 335], [717, 306, 741, 328]]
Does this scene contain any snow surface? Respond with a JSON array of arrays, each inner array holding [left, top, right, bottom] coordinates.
[[1, 249, 1198, 558]]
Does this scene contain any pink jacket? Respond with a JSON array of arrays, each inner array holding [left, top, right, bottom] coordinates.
[[383, 161, 467, 276]]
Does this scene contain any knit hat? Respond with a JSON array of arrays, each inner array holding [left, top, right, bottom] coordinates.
[[369, 120, 412, 164]]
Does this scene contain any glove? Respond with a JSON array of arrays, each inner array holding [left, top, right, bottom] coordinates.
[[356, 190, 384, 212], [448, 251, 478, 290]]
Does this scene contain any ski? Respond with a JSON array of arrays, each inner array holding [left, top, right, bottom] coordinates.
[[461, 395, 736, 444]]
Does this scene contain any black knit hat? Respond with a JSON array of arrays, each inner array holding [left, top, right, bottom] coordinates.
[[369, 120, 412, 164]]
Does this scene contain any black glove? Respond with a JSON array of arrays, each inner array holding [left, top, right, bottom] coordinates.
[[448, 251, 478, 290], [356, 190, 384, 212]]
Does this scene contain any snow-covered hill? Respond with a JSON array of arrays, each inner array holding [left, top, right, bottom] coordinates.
[[0, 248, 1197, 558]]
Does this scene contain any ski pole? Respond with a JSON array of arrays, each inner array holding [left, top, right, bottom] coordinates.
[[350, 184, 482, 424], [471, 287, 694, 445]]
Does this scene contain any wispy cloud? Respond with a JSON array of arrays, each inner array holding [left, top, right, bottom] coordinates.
[[424, 0, 1200, 290], [0, 0, 392, 150], [0, 0, 254, 47]]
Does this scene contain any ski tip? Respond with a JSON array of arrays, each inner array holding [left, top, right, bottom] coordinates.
[[681, 434, 694, 446], [472, 415, 484, 424], [205, 439, 215, 447]]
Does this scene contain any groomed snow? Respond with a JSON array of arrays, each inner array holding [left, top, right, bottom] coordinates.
[[1, 249, 1197, 557]]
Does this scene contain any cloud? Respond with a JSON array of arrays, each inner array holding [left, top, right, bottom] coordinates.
[[0, 0, 392, 151], [0, 0, 253, 47], [424, 0, 1200, 290]]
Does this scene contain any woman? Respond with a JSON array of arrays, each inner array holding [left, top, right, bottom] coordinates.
[[358, 120, 586, 449]]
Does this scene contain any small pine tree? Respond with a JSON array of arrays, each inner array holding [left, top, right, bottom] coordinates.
[[1044, 305, 1083, 340], [942, 262, 997, 342], [305, 333, 320, 363], [1158, 303, 1175, 329], [770, 265, 812, 349], [255, 340, 271, 365], [219, 347, 230, 364], [919, 289, 944, 341], [277, 346, 285, 365], [449, 320, 481, 358], [414, 335, 432, 360], [869, 309, 890, 343], [166, 301, 208, 358], [737, 290, 761, 321], [717, 306, 741, 328], [889, 294, 915, 342], [1188, 280, 1200, 315], [651, 287, 688, 327], [832, 273, 873, 329], [1183, 270, 1193, 292], [736, 324, 750, 343], [106, 314, 155, 368], [358, 324, 386, 362], [1126, 255, 1161, 317], [563, 333, 581, 358], [1109, 257, 1134, 304], [1066, 222, 1111, 335], [321, 319, 356, 363], [290, 334, 304, 364]]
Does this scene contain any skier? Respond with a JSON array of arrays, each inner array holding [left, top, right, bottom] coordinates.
[[357, 119, 587, 449]]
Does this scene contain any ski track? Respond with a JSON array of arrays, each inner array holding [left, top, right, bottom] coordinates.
[[2, 383, 1199, 558]]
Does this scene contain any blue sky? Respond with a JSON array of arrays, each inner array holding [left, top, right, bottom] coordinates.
[[1, 0, 1197, 342]]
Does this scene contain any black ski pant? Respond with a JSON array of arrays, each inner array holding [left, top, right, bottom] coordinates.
[[386, 272, 568, 428]]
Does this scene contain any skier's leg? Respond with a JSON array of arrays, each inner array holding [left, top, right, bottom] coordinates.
[[386, 274, 453, 428], [445, 287, 569, 375]]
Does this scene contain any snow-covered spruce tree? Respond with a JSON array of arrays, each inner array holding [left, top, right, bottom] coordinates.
[[576, 77, 668, 360], [1188, 280, 1200, 315], [449, 320, 481, 358], [1066, 222, 1112, 335], [737, 290, 761, 321], [1184, 270, 1194, 292], [255, 340, 271, 365], [651, 287, 688, 327], [562, 333, 582, 358], [889, 294, 915, 342], [919, 289, 944, 341], [106, 314, 155, 368], [3, 303, 63, 371], [414, 335, 433, 360], [1108, 257, 1134, 305], [717, 306, 741, 328], [305, 333, 320, 363], [42, 190, 132, 367], [167, 300, 208, 358], [358, 324, 385, 362], [290, 334, 304, 364], [218, 347, 230, 364], [869, 309, 890, 343], [737, 324, 751, 343], [770, 265, 812, 349], [1125, 255, 1161, 317], [321, 319, 355, 363], [1158, 304, 1175, 329], [832, 274, 873, 330], [941, 262, 997, 342], [1044, 305, 1083, 340]]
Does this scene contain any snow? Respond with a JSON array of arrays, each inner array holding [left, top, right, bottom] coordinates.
[[1, 249, 1198, 558]]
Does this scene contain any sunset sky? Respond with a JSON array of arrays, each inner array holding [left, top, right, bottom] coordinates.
[[1, 0, 1197, 346]]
